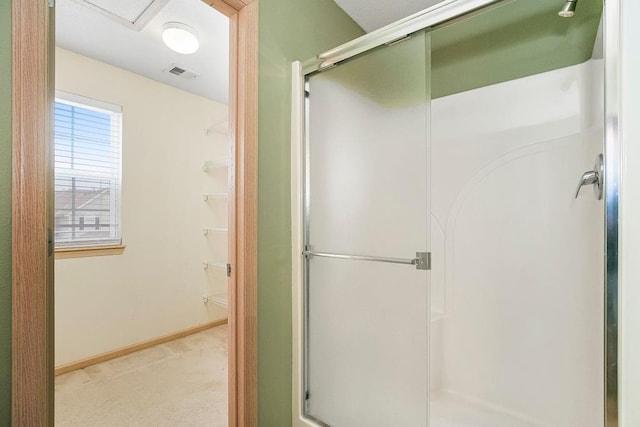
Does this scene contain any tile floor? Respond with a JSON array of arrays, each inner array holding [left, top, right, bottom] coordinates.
[[55, 325, 228, 426]]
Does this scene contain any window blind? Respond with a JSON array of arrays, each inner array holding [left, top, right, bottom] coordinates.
[[54, 92, 123, 248]]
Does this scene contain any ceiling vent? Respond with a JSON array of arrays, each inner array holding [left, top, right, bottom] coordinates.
[[164, 65, 199, 80], [70, 0, 170, 31]]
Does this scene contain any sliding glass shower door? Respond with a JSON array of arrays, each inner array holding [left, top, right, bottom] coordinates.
[[303, 31, 431, 426], [300, 2, 607, 426]]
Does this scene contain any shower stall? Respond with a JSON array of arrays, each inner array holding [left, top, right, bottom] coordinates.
[[291, 0, 618, 426]]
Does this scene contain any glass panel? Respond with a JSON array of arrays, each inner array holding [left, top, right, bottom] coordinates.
[[307, 258, 428, 426], [307, 32, 430, 259], [428, 1, 604, 426], [305, 31, 430, 426]]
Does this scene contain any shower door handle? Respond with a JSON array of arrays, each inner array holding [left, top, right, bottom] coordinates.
[[575, 154, 603, 200], [303, 250, 431, 270]]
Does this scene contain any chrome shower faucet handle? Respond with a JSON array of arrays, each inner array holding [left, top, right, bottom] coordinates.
[[575, 153, 604, 200]]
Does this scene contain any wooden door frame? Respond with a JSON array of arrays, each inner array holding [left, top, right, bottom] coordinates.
[[11, 0, 258, 425]]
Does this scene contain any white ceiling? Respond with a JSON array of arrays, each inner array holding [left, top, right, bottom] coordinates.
[[56, 0, 230, 104], [334, 0, 445, 32], [55, 0, 506, 104]]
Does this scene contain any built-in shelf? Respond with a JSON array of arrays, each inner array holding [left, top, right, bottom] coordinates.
[[202, 261, 226, 271], [202, 292, 228, 307], [203, 228, 228, 236], [204, 120, 229, 136], [202, 120, 229, 311], [202, 157, 229, 172], [203, 193, 227, 202]]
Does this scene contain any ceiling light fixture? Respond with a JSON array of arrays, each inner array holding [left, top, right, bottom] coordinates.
[[162, 22, 199, 54]]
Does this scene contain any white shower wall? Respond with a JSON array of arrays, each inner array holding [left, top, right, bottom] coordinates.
[[429, 59, 605, 425]]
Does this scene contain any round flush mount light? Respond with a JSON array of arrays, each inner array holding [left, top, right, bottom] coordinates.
[[162, 22, 199, 54]]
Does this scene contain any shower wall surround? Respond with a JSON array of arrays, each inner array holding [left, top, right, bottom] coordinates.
[[429, 58, 604, 426]]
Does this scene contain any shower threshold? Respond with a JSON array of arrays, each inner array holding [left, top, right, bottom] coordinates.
[[430, 391, 541, 427]]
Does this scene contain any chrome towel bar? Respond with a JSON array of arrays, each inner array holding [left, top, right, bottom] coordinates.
[[303, 250, 430, 270]]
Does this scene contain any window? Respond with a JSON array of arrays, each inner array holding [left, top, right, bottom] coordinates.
[[54, 91, 122, 249]]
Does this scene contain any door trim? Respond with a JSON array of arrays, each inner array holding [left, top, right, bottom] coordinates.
[[10, 0, 258, 425], [11, 1, 55, 424]]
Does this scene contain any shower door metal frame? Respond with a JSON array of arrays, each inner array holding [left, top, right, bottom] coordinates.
[[603, 0, 620, 425], [291, 0, 620, 425]]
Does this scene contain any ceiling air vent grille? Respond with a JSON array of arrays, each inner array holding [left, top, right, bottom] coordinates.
[[163, 64, 199, 80]]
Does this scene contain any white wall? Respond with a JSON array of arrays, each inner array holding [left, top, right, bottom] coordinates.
[[54, 48, 229, 366], [619, 0, 640, 425], [429, 59, 604, 426]]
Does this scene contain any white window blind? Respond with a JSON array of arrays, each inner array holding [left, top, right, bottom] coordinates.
[[54, 91, 122, 248]]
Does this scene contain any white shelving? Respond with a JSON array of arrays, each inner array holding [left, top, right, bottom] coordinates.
[[201, 123, 229, 312], [203, 293, 228, 308], [202, 156, 230, 172], [203, 228, 228, 236], [202, 261, 226, 271], [204, 120, 229, 136], [203, 193, 227, 202]]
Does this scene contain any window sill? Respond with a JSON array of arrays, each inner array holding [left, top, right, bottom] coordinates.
[[55, 244, 126, 259]]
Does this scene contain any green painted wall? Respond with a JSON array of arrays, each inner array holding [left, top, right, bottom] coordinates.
[[0, 0, 10, 422], [430, 0, 603, 98], [257, 1, 363, 425], [326, 0, 602, 106], [320, 0, 602, 105]]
